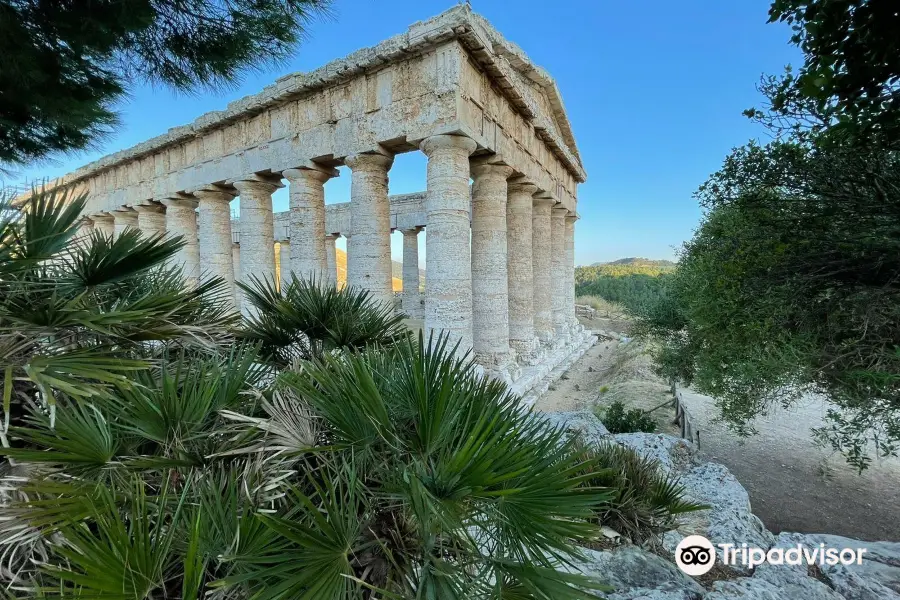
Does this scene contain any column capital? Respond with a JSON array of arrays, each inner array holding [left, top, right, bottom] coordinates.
[[400, 226, 423, 236], [191, 185, 237, 203], [230, 174, 284, 194], [113, 207, 137, 216], [470, 161, 514, 180], [344, 152, 393, 172], [508, 177, 539, 196], [419, 134, 477, 157], [132, 202, 165, 214], [282, 163, 339, 181], [324, 233, 340, 241], [565, 212, 578, 223], [160, 196, 198, 210], [532, 196, 556, 210], [552, 205, 570, 217]]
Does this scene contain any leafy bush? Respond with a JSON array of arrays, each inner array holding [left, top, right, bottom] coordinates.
[[0, 189, 616, 598], [599, 400, 657, 434], [579, 443, 707, 543]]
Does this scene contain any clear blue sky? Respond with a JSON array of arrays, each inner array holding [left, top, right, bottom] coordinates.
[[9, 0, 800, 266]]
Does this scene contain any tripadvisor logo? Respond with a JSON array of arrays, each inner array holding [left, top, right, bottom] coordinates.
[[675, 535, 869, 576]]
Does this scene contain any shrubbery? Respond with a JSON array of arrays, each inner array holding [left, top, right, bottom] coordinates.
[[598, 400, 657, 434]]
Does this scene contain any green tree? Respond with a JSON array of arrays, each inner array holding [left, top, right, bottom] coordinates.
[[0, 0, 328, 167], [638, 59, 900, 469], [755, 0, 900, 145]]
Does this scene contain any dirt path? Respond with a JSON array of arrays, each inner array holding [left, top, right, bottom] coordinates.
[[679, 388, 900, 541], [535, 324, 900, 542]]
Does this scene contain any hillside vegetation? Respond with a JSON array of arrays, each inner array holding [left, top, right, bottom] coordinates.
[[576, 259, 673, 313]]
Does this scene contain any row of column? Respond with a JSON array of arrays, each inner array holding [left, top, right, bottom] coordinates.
[[79, 133, 578, 368]]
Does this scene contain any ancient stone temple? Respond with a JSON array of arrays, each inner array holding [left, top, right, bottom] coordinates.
[[48, 6, 593, 403]]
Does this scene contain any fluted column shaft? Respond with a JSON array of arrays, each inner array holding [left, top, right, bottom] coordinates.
[[471, 162, 514, 367], [233, 178, 282, 305], [324, 235, 338, 288], [532, 197, 555, 341], [232, 243, 242, 310], [91, 214, 114, 239], [345, 153, 393, 306], [161, 198, 200, 285], [134, 204, 166, 238], [112, 209, 138, 239], [551, 206, 569, 335], [283, 167, 334, 283], [196, 188, 236, 307], [401, 228, 423, 318], [565, 214, 577, 324], [279, 242, 291, 291], [507, 181, 538, 354], [420, 134, 478, 352]]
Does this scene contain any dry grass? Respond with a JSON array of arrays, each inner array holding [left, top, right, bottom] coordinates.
[[575, 295, 628, 319]]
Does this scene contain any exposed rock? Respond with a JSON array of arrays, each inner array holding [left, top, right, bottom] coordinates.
[[667, 462, 774, 564], [612, 433, 697, 473], [542, 409, 610, 446], [778, 533, 900, 600], [569, 546, 704, 600], [705, 574, 839, 600]]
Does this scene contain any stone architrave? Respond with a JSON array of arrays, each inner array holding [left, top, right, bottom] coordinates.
[[420, 134, 478, 353], [195, 187, 237, 306], [283, 166, 336, 284], [401, 227, 423, 318], [232, 176, 282, 313], [507, 179, 539, 357], [531, 196, 555, 342], [471, 161, 515, 370], [133, 203, 166, 238], [112, 208, 138, 239], [344, 152, 394, 306], [550, 206, 569, 338], [161, 196, 200, 285]]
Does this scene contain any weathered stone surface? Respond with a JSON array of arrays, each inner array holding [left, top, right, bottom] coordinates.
[[665, 462, 774, 563], [550, 206, 569, 339], [161, 197, 200, 285], [420, 134, 478, 355], [705, 573, 841, 600], [542, 409, 609, 446], [531, 197, 555, 342], [613, 433, 697, 473], [569, 547, 704, 600], [233, 178, 280, 314], [507, 179, 538, 356], [196, 188, 236, 307], [345, 152, 394, 307], [400, 228, 423, 318], [283, 167, 333, 283], [471, 161, 514, 370]]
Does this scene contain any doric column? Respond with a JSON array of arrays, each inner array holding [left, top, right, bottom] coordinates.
[[507, 179, 538, 356], [551, 206, 569, 337], [531, 196, 555, 342], [344, 152, 393, 306], [112, 208, 138, 239], [401, 228, 423, 318], [323, 234, 338, 288], [232, 243, 242, 310], [161, 196, 200, 285], [471, 161, 514, 369], [420, 134, 478, 353], [195, 187, 237, 307], [283, 166, 336, 284], [565, 214, 578, 325], [232, 176, 282, 308], [91, 213, 115, 239], [134, 203, 166, 238], [279, 242, 291, 291]]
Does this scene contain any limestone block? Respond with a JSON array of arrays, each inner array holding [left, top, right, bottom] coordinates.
[[283, 166, 335, 283]]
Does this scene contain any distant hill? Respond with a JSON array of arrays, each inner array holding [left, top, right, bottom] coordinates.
[[591, 257, 677, 268], [335, 248, 424, 291]]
